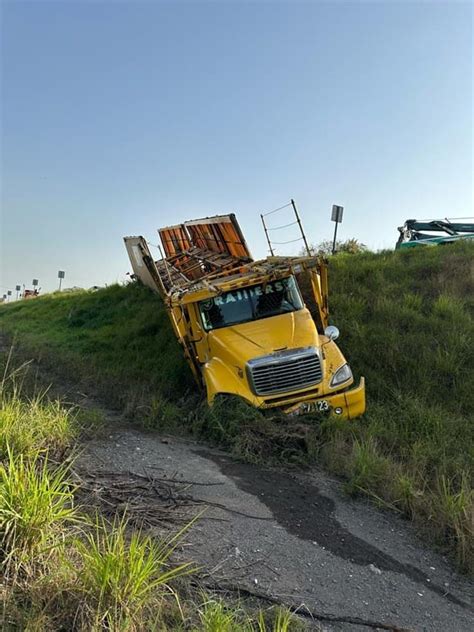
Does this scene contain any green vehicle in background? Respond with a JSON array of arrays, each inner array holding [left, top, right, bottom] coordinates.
[[396, 218, 474, 249]]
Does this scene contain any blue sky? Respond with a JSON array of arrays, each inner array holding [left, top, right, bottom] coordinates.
[[1, 0, 472, 294]]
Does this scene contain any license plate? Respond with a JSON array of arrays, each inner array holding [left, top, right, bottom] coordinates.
[[292, 400, 330, 415], [316, 400, 329, 412]]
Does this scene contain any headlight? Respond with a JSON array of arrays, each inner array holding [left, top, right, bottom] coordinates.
[[330, 363, 353, 387]]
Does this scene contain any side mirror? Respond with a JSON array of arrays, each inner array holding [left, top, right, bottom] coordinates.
[[324, 325, 340, 341]]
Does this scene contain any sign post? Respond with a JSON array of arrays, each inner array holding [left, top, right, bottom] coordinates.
[[58, 270, 65, 291], [331, 205, 344, 254], [15, 285, 21, 300]]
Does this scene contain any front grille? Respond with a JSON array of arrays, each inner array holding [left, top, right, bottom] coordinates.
[[247, 348, 323, 396]]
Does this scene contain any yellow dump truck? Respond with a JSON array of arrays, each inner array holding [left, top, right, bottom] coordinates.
[[124, 212, 365, 419]]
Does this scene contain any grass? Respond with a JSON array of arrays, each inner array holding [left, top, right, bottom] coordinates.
[[0, 241, 473, 572], [0, 283, 193, 416], [0, 348, 92, 460], [0, 392, 77, 460], [0, 447, 77, 572], [193, 599, 298, 632], [310, 242, 474, 571], [73, 516, 194, 631]]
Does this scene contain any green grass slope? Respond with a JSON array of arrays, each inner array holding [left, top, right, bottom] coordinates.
[[0, 283, 194, 414], [1, 242, 473, 571], [316, 242, 474, 571]]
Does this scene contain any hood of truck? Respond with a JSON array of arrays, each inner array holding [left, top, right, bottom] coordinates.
[[207, 308, 319, 367]]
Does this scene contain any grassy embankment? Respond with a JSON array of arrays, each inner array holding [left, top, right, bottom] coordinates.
[[0, 242, 473, 573], [0, 355, 298, 630]]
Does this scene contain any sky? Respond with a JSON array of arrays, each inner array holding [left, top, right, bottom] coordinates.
[[0, 0, 472, 295]]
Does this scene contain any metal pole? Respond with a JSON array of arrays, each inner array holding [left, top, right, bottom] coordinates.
[[261, 214, 275, 256], [291, 199, 311, 256], [158, 245, 174, 288], [59, 277, 62, 291], [332, 221, 339, 255]]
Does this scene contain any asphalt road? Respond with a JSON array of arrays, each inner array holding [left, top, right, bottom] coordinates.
[[78, 425, 473, 632]]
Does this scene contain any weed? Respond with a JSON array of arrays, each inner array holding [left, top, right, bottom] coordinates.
[[142, 396, 188, 432], [0, 446, 77, 572], [431, 474, 474, 570], [193, 598, 298, 632], [255, 607, 297, 632], [194, 598, 247, 632], [74, 515, 194, 630], [0, 393, 77, 460], [0, 353, 78, 459], [337, 436, 391, 500]]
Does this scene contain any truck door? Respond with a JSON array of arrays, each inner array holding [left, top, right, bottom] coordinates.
[[186, 303, 209, 363]]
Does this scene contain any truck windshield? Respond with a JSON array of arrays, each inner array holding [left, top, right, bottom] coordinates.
[[199, 276, 304, 331]]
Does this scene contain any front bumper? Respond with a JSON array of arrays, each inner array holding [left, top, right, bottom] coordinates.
[[284, 378, 366, 420]]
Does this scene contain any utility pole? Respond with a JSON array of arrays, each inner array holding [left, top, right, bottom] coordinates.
[[331, 205, 344, 254]]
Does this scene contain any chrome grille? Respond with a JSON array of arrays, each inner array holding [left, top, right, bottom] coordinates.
[[247, 348, 323, 396]]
